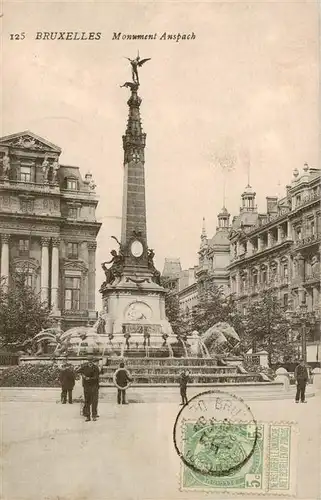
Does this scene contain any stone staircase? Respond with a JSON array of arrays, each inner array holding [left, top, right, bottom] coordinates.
[[100, 357, 266, 386]]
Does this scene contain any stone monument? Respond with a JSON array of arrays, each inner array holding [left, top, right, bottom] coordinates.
[[100, 55, 172, 346]]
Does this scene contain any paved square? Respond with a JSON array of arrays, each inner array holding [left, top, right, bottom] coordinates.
[[1, 390, 320, 500]]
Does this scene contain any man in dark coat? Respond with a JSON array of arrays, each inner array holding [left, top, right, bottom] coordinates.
[[59, 359, 76, 404], [179, 370, 191, 405], [113, 362, 132, 404], [79, 355, 100, 421], [294, 359, 309, 403]]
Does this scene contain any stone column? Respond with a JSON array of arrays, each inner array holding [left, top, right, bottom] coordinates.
[[51, 237, 60, 314], [88, 241, 97, 318], [0, 234, 10, 284], [41, 237, 50, 303], [277, 225, 283, 244], [287, 221, 293, 240], [80, 242, 89, 312], [266, 262, 270, 283], [258, 235, 263, 251], [267, 231, 273, 248], [235, 272, 241, 296], [247, 239, 253, 256]]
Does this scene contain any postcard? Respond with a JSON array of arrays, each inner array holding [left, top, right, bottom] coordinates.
[[0, 1, 320, 499]]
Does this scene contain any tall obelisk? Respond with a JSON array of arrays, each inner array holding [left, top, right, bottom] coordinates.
[[100, 57, 172, 340], [120, 81, 149, 273]]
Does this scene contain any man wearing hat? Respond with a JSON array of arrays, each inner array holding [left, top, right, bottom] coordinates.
[[59, 357, 76, 404], [294, 359, 309, 403], [78, 355, 100, 421]]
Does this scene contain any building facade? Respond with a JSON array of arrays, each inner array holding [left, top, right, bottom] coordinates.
[[162, 208, 231, 315], [228, 164, 320, 359], [0, 131, 101, 330], [196, 209, 231, 297]]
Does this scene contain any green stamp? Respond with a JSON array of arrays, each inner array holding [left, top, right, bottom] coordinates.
[[181, 421, 265, 491]]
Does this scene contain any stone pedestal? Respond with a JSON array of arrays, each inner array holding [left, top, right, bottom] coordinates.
[[275, 367, 290, 391], [101, 275, 172, 340], [312, 367, 321, 391]]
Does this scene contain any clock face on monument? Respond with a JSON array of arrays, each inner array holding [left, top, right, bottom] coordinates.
[[130, 239, 144, 258]]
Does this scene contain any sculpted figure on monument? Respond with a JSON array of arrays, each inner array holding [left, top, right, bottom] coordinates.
[[42, 155, 50, 182], [2, 152, 10, 177], [120, 82, 139, 92], [126, 53, 151, 85], [101, 250, 124, 286], [51, 156, 59, 184], [148, 249, 161, 285]]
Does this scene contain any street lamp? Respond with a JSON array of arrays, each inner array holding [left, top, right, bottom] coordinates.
[[290, 303, 316, 364]]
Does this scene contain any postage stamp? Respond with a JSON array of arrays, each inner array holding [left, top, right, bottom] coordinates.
[[173, 390, 298, 496], [173, 390, 260, 477], [179, 421, 298, 496]]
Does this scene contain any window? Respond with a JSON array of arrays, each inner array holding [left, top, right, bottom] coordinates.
[[261, 269, 267, 283], [310, 220, 315, 236], [25, 273, 33, 287], [19, 238, 29, 256], [68, 207, 78, 218], [296, 227, 302, 241], [20, 166, 31, 182], [15, 268, 34, 288], [64, 277, 80, 310], [253, 273, 258, 286], [283, 294, 289, 309], [67, 179, 77, 190], [67, 242, 78, 259], [283, 264, 288, 278]]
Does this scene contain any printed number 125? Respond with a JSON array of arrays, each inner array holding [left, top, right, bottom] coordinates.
[[10, 33, 26, 40]]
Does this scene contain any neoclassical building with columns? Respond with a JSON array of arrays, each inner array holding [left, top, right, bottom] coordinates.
[[0, 131, 101, 330]]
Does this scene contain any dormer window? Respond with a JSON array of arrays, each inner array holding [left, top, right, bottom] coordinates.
[[20, 166, 31, 182], [67, 178, 77, 190]]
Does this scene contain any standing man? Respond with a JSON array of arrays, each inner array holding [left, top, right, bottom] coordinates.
[[79, 355, 100, 421], [113, 362, 132, 405], [179, 369, 191, 406], [59, 358, 76, 404], [294, 359, 309, 403]]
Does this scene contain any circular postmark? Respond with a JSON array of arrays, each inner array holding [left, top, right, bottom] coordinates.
[[173, 390, 258, 477]]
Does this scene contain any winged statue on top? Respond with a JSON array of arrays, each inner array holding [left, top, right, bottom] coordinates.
[[124, 51, 151, 85]]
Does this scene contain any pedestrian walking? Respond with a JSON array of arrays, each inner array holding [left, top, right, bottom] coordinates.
[[113, 362, 132, 404], [78, 355, 100, 421], [294, 359, 309, 403], [59, 358, 76, 404], [179, 369, 191, 405]]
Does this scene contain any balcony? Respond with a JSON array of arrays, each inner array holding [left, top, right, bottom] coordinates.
[[303, 272, 320, 286], [294, 233, 320, 250], [0, 178, 60, 194]]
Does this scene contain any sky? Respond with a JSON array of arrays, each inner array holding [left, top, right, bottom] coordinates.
[[1, 0, 319, 304]]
